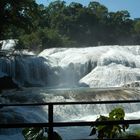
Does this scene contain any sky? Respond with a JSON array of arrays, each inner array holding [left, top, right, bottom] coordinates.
[[36, 0, 140, 19]]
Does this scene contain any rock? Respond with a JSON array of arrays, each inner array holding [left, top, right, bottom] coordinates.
[[122, 81, 140, 88], [78, 82, 89, 87], [0, 76, 18, 90]]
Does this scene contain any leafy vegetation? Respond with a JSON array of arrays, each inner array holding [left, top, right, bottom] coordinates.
[[90, 107, 129, 139], [1, 0, 140, 51], [22, 127, 62, 140], [118, 133, 140, 139], [21, 108, 140, 140], [22, 127, 47, 140]]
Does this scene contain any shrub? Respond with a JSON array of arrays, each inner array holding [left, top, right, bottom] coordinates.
[[90, 107, 129, 139]]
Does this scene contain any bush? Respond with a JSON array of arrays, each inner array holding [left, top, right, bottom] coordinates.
[[19, 28, 76, 52], [90, 107, 129, 139]]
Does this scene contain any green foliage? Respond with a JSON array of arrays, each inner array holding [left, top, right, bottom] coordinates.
[[22, 127, 47, 140], [117, 129, 140, 139], [0, 0, 39, 39], [22, 127, 62, 140], [19, 28, 72, 51], [90, 108, 129, 139], [134, 21, 140, 34], [119, 133, 140, 139], [1, 0, 140, 50]]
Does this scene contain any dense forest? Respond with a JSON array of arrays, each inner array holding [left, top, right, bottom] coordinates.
[[1, 0, 140, 51]]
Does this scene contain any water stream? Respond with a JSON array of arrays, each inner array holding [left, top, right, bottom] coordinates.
[[1, 45, 140, 139], [0, 87, 140, 139]]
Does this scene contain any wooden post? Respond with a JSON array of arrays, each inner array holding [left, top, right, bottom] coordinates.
[[48, 104, 53, 140]]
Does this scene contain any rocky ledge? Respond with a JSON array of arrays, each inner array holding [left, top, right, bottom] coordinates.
[[0, 76, 18, 90]]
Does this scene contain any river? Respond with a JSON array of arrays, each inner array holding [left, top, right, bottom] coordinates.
[[0, 87, 140, 139]]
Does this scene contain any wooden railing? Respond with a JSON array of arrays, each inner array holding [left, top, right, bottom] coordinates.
[[1, 100, 140, 140]]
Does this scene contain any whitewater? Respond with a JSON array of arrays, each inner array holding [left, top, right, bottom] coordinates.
[[1, 45, 140, 87], [1, 45, 140, 139]]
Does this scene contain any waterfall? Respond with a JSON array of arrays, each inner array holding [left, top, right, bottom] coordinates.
[[1, 86, 140, 139], [0, 46, 140, 140], [1, 45, 140, 139], [38, 45, 140, 87], [0, 56, 48, 86], [1, 45, 140, 88], [1, 87, 140, 121]]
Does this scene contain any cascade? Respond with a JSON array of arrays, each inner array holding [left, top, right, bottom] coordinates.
[[1, 45, 140, 88], [1, 45, 140, 139], [1, 87, 140, 122], [1, 87, 140, 140]]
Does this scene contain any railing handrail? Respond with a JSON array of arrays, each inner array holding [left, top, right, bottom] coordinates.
[[1, 99, 140, 107], [1, 100, 140, 140], [1, 119, 140, 128]]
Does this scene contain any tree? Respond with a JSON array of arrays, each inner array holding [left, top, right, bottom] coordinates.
[[87, 2, 110, 45], [134, 21, 140, 34], [47, 0, 66, 30], [132, 20, 140, 44], [88, 1, 108, 18], [0, 0, 39, 39], [1, 0, 138, 50], [105, 10, 133, 44], [20, 27, 72, 51]]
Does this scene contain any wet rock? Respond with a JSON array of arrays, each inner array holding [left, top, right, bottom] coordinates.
[[0, 76, 18, 90], [78, 82, 89, 87], [122, 81, 140, 88]]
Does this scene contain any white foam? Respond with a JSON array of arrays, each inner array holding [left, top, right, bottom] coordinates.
[[0, 39, 18, 51], [1, 45, 140, 87], [39, 46, 140, 87]]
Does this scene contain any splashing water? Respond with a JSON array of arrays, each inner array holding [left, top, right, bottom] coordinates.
[[0, 87, 140, 139], [1, 45, 140, 139], [1, 45, 140, 88]]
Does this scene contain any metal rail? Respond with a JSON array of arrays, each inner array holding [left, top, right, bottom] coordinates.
[[0, 100, 140, 140]]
